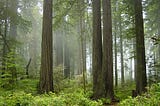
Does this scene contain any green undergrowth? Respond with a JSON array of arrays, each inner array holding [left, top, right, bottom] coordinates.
[[0, 79, 103, 106], [119, 83, 160, 106], [1, 78, 160, 106], [0, 91, 103, 106], [115, 80, 136, 101]]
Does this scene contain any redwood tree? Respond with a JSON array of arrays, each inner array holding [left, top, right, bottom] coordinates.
[[92, 0, 103, 99], [102, 0, 114, 99], [39, 0, 53, 93], [134, 0, 147, 95]]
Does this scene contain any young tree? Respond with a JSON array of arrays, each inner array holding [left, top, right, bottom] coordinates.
[[9, 0, 18, 81], [39, 0, 53, 93], [134, 0, 147, 95]]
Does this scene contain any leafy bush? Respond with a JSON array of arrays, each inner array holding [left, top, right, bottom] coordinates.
[[15, 79, 38, 94], [115, 80, 135, 101], [0, 50, 25, 90], [0, 87, 102, 106], [53, 65, 65, 93], [119, 83, 160, 106], [0, 91, 33, 106]]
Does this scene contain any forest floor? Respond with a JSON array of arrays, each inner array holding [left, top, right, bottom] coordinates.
[[0, 78, 160, 106]]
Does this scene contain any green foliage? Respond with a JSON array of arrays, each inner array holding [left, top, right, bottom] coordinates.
[[0, 91, 33, 106], [17, 15, 32, 34], [119, 83, 160, 106], [15, 79, 38, 94], [115, 80, 135, 101], [0, 76, 103, 106], [53, 65, 65, 93], [53, 0, 77, 29], [0, 87, 102, 106], [100, 98, 111, 104], [0, 50, 24, 89]]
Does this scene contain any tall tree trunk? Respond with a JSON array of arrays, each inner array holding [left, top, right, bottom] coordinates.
[[158, 6, 160, 69], [113, 0, 118, 87], [39, 0, 53, 93], [134, 0, 147, 95], [133, 38, 137, 81], [79, 0, 86, 93], [102, 0, 114, 99], [119, 16, 124, 85], [114, 23, 118, 87], [78, 42, 82, 75], [80, 22, 86, 93], [130, 51, 133, 81], [92, 0, 103, 99]]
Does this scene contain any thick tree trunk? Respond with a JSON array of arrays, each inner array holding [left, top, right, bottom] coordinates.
[[102, 0, 114, 99], [39, 0, 53, 93], [92, 0, 103, 99], [134, 0, 147, 95]]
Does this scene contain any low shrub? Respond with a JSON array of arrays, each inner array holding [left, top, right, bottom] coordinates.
[[0, 91, 33, 106], [0, 89, 102, 106], [119, 83, 160, 106]]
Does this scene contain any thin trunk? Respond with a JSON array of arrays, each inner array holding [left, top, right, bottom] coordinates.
[[114, 25, 118, 87], [64, 43, 70, 78], [133, 38, 137, 81], [79, 0, 86, 93], [81, 38, 86, 93], [130, 54, 133, 80], [26, 58, 31, 76], [158, 2, 160, 61], [78, 41, 82, 75], [113, 0, 118, 87], [119, 17, 124, 85], [158, 7, 160, 73]]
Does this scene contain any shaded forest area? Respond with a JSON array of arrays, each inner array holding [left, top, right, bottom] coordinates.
[[0, 0, 160, 105]]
